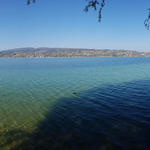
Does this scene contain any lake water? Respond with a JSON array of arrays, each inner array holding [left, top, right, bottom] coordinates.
[[0, 57, 150, 150]]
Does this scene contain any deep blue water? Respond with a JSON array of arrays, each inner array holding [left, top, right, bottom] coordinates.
[[0, 57, 150, 150]]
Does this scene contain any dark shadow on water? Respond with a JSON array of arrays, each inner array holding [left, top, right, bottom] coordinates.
[[1, 80, 150, 150]]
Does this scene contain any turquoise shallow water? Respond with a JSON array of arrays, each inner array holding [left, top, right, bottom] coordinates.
[[0, 57, 150, 150]]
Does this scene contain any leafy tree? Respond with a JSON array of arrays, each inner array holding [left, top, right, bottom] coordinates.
[[26, 0, 150, 30]]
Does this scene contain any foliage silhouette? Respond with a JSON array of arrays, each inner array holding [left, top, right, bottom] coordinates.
[[26, 0, 150, 30], [144, 9, 150, 30]]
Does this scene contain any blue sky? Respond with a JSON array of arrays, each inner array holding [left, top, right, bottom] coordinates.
[[0, 0, 150, 51]]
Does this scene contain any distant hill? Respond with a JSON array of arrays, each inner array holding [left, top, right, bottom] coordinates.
[[0, 48, 150, 57]]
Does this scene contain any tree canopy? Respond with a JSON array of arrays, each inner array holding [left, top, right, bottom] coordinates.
[[26, 0, 150, 30]]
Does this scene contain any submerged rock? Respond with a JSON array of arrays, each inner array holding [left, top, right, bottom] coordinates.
[[72, 92, 77, 95]]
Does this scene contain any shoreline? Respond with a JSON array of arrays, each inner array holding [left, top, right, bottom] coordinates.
[[0, 56, 149, 58]]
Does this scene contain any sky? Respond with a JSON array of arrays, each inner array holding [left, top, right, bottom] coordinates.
[[0, 0, 150, 51]]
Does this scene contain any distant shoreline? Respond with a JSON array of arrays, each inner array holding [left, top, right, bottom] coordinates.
[[0, 48, 150, 58], [0, 56, 149, 58]]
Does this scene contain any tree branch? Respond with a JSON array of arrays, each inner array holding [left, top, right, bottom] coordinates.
[[27, 0, 36, 5], [26, 0, 150, 30], [84, 0, 105, 22], [144, 9, 150, 30]]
